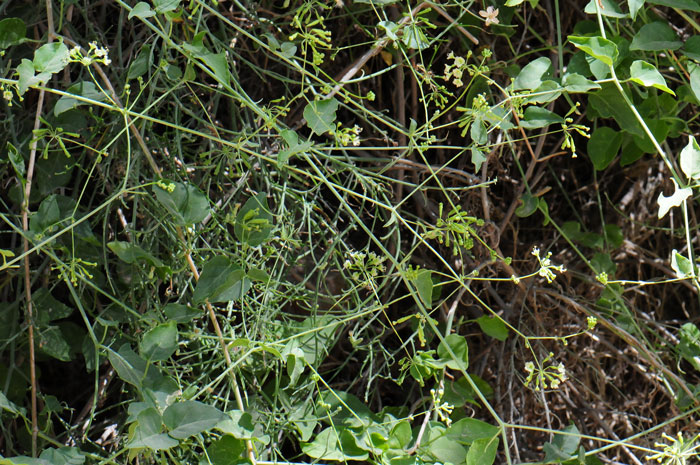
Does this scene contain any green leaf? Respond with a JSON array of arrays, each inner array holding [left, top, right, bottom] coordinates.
[[129, 2, 156, 19], [200, 52, 230, 87], [628, 0, 644, 18], [37, 326, 71, 361], [543, 425, 580, 462], [234, 193, 274, 247], [678, 323, 700, 371], [38, 447, 86, 465], [515, 193, 538, 217], [7, 142, 25, 183], [203, 435, 245, 465], [476, 315, 508, 341], [0, 18, 26, 49], [0, 457, 51, 465], [680, 135, 700, 180], [562, 73, 600, 93], [688, 61, 700, 105], [163, 401, 227, 439], [128, 44, 152, 80], [0, 391, 21, 415], [520, 106, 564, 129], [412, 269, 433, 308], [568, 35, 618, 66], [683, 35, 700, 61], [54, 81, 107, 116], [512, 57, 552, 90], [471, 147, 487, 171], [304, 98, 339, 136], [318, 390, 376, 427], [216, 410, 256, 440], [648, 0, 700, 11], [657, 179, 692, 219], [437, 334, 469, 370], [584, 0, 627, 17], [192, 256, 250, 304], [108, 344, 148, 387], [429, 434, 468, 464], [302, 427, 369, 461], [33, 288, 72, 325], [587, 126, 622, 170], [108, 241, 165, 268], [629, 60, 674, 95], [588, 83, 644, 137], [163, 303, 199, 323], [140, 322, 178, 361], [33, 42, 70, 74], [278, 129, 312, 166], [128, 408, 178, 450], [671, 249, 696, 278], [402, 24, 430, 50], [446, 417, 499, 444], [466, 436, 499, 465], [630, 22, 682, 51], [153, 181, 210, 225], [154, 0, 180, 13], [17, 58, 51, 96]]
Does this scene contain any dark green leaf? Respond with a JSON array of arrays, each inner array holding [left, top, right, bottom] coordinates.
[[204, 435, 245, 465], [512, 57, 552, 90], [108, 344, 148, 387], [164, 304, 199, 323], [302, 427, 369, 461], [7, 142, 25, 182], [543, 425, 580, 462], [38, 326, 71, 361], [683, 35, 700, 61], [630, 22, 682, 51], [200, 53, 229, 87], [466, 437, 499, 465], [515, 193, 538, 217], [446, 417, 499, 445], [234, 193, 273, 247], [0, 18, 26, 49], [54, 81, 107, 116], [128, 408, 178, 450], [520, 106, 564, 129], [192, 256, 250, 304], [648, 0, 700, 11], [588, 83, 644, 137], [153, 0, 181, 13], [412, 269, 433, 308], [140, 322, 178, 361], [584, 0, 627, 17], [38, 447, 85, 465], [437, 334, 469, 370], [679, 323, 700, 371], [568, 35, 618, 66], [587, 126, 622, 170], [108, 241, 164, 267], [216, 410, 256, 439], [153, 181, 210, 225], [163, 401, 227, 439], [476, 315, 508, 341], [129, 2, 156, 19]]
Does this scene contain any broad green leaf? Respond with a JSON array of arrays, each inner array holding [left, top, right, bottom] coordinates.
[[54, 81, 107, 116], [128, 44, 152, 80], [153, 181, 210, 225], [216, 410, 256, 439], [648, 0, 700, 11], [680, 135, 700, 180], [303, 427, 369, 461], [163, 303, 199, 323], [203, 435, 245, 465], [412, 269, 433, 308], [629, 60, 674, 95], [584, 0, 627, 17], [108, 344, 148, 387], [525, 80, 562, 104], [140, 322, 178, 361], [683, 36, 700, 61], [402, 24, 429, 50], [108, 241, 164, 267], [278, 129, 312, 166], [678, 323, 700, 371], [192, 256, 250, 303], [562, 73, 600, 93], [466, 436, 499, 465], [628, 0, 644, 19], [304, 98, 339, 135], [520, 106, 564, 129], [671, 249, 696, 278], [631, 118, 670, 154], [515, 193, 538, 217], [446, 417, 499, 444], [568, 35, 618, 66], [234, 193, 274, 247], [630, 22, 682, 51], [512, 57, 552, 90], [0, 458, 51, 465], [688, 61, 700, 104], [437, 334, 469, 370], [429, 435, 468, 464], [657, 179, 692, 219], [129, 2, 156, 19], [17, 58, 51, 96], [200, 52, 230, 87], [318, 390, 376, 427], [476, 315, 508, 341], [543, 425, 580, 463], [153, 0, 180, 13], [163, 401, 227, 439], [33, 288, 72, 325], [37, 326, 71, 361], [587, 126, 622, 170], [0, 391, 20, 415], [588, 83, 644, 137], [0, 18, 26, 49], [33, 42, 70, 74], [128, 408, 178, 450], [38, 447, 86, 465]]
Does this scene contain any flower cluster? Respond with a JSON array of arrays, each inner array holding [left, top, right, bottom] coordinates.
[[444, 51, 468, 87], [646, 432, 700, 465], [524, 352, 568, 391], [335, 123, 363, 147], [69, 41, 111, 67], [531, 247, 566, 283], [431, 386, 454, 426], [343, 250, 386, 285]]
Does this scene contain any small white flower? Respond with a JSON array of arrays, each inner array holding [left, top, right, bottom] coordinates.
[[479, 6, 500, 27]]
